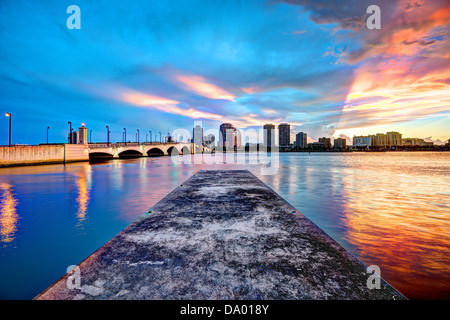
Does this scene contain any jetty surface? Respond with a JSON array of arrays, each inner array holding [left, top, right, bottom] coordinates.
[[36, 170, 405, 300]]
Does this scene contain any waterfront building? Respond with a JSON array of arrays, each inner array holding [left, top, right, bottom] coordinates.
[[296, 132, 307, 149], [403, 138, 433, 146], [372, 133, 387, 147], [193, 125, 203, 146], [219, 123, 235, 148], [278, 123, 290, 147], [386, 131, 403, 146], [308, 142, 325, 150], [353, 135, 372, 149], [263, 124, 275, 147], [333, 138, 346, 150], [318, 137, 331, 149], [235, 129, 242, 149], [204, 134, 215, 147], [219, 123, 241, 149]]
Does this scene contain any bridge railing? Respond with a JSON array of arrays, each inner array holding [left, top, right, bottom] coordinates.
[[88, 142, 185, 149]]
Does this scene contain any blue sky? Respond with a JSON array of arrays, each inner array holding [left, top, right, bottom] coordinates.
[[1, 0, 449, 145]]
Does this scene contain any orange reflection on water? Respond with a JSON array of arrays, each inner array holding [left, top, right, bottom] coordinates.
[[75, 166, 91, 229], [0, 183, 19, 244], [340, 155, 450, 299]]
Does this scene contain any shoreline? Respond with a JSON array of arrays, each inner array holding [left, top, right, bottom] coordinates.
[[1, 149, 449, 169]]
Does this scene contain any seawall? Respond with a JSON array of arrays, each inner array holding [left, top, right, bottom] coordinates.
[[0, 144, 89, 167], [36, 170, 405, 300]]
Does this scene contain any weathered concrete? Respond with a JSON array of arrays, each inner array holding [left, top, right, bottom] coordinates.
[[0, 144, 88, 167], [36, 170, 405, 300]]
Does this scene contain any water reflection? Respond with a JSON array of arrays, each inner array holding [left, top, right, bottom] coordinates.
[[0, 152, 449, 299], [340, 154, 450, 299], [0, 183, 19, 245], [74, 165, 92, 229]]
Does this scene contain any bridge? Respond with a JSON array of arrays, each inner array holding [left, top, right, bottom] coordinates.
[[87, 142, 207, 159]]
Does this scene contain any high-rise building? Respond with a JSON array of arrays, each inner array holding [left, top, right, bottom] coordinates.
[[333, 138, 346, 149], [219, 123, 240, 149], [373, 133, 386, 147], [353, 135, 371, 148], [192, 125, 203, 146], [263, 124, 275, 147], [278, 123, 290, 147], [318, 137, 331, 148], [235, 129, 242, 149], [204, 134, 215, 146], [386, 131, 402, 146], [296, 132, 307, 149]]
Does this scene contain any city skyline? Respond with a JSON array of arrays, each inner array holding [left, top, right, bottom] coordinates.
[[1, 0, 449, 146]]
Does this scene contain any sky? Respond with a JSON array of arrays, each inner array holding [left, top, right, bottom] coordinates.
[[0, 0, 449, 145]]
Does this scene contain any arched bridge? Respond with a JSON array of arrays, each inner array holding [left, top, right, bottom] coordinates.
[[87, 142, 207, 160]]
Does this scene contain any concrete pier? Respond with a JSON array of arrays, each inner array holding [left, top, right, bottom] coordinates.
[[36, 170, 405, 300]]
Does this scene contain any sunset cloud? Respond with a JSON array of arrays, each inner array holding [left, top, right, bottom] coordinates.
[[174, 75, 236, 101], [119, 88, 224, 121], [0, 0, 448, 144]]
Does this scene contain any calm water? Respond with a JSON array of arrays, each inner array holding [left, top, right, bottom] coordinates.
[[0, 152, 449, 299]]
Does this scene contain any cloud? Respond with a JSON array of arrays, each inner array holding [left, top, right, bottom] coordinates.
[[174, 74, 236, 101], [423, 136, 445, 145], [0, 0, 448, 145]]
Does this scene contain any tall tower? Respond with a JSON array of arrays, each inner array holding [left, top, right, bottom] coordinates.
[[263, 124, 275, 147], [296, 132, 307, 149], [278, 123, 290, 147], [193, 124, 203, 146], [78, 123, 88, 145], [219, 123, 236, 148]]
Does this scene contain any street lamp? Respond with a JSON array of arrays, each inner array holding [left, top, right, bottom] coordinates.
[[68, 121, 72, 144], [159, 131, 161, 143], [123, 128, 127, 145], [47, 126, 50, 144], [5, 112, 11, 146], [149, 130, 152, 143], [106, 125, 110, 146], [137, 129, 140, 144]]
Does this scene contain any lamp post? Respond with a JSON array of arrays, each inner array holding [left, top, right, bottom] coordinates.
[[47, 126, 50, 144], [149, 131, 152, 143], [68, 121, 72, 144], [137, 129, 140, 144], [123, 128, 127, 145], [159, 131, 161, 143], [106, 125, 110, 146], [5, 113, 11, 146]]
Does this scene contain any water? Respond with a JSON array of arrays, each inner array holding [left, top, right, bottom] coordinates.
[[0, 152, 449, 299]]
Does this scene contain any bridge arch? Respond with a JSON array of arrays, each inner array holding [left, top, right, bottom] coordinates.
[[89, 152, 114, 160], [147, 147, 164, 157], [167, 146, 180, 156], [181, 146, 191, 155], [118, 150, 143, 158]]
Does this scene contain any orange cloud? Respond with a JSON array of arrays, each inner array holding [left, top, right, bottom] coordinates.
[[175, 75, 235, 100], [120, 88, 223, 120], [337, 0, 450, 133]]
